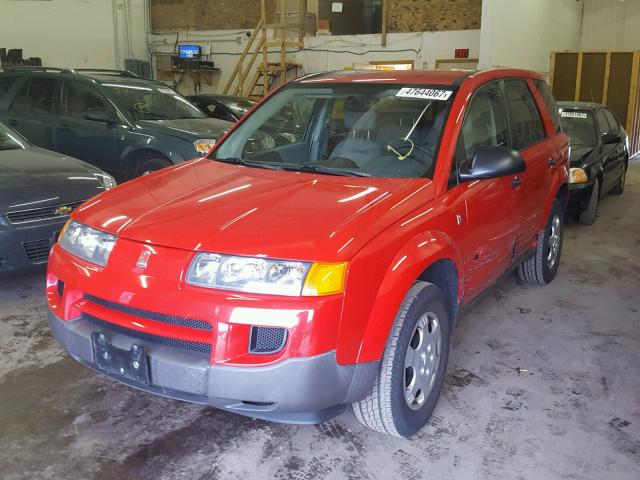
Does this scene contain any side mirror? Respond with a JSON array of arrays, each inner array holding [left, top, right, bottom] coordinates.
[[459, 145, 525, 181], [602, 132, 621, 145], [85, 109, 118, 124]]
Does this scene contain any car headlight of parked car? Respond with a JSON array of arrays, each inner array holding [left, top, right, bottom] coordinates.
[[569, 167, 589, 184], [93, 172, 117, 190], [186, 252, 347, 296], [59, 221, 117, 266], [194, 139, 216, 156]]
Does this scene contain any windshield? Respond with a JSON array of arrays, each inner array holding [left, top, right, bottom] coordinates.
[[559, 109, 597, 146], [0, 122, 29, 151], [211, 84, 454, 178], [102, 83, 205, 121]]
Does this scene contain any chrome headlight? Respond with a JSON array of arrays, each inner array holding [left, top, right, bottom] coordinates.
[[93, 172, 117, 190], [569, 167, 589, 184], [187, 253, 311, 296], [186, 253, 348, 296], [59, 221, 117, 266], [194, 139, 216, 156]]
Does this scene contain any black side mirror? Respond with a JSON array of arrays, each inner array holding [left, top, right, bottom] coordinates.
[[85, 109, 118, 124], [459, 145, 526, 181], [602, 132, 621, 145]]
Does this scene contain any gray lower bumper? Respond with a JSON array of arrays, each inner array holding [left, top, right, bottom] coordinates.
[[48, 309, 379, 424]]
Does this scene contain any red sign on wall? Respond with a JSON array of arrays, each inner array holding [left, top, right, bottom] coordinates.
[[455, 49, 470, 59]]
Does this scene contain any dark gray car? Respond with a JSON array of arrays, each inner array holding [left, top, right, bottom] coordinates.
[[0, 68, 232, 180], [0, 121, 114, 272]]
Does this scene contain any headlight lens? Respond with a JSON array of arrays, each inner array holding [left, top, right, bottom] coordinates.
[[93, 172, 117, 190], [570, 167, 589, 184], [59, 221, 117, 266], [194, 139, 216, 156], [186, 253, 348, 296]]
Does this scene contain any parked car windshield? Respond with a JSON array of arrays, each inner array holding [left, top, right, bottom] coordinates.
[[102, 82, 206, 121], [0, 121, 28, 151], [559, 109, 597, 146], [211, 84, 455, 178]]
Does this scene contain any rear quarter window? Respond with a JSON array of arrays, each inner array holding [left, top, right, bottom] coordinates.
[[503, 79, 546, 150]]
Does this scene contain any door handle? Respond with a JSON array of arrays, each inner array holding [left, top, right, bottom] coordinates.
[[8, 119, 19, 127], [511, 176, 522, 189], [59, 124, 72, 132], [547, 156, 556, 167]]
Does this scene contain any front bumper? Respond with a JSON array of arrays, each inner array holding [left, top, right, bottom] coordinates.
[[0, 220, 64, 273], [48, 308, 379, 424], [567, 180, 596, 212]]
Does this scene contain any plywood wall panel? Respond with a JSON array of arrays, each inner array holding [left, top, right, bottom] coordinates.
[[607, 52, 633, 130], [579, 52, 606, 103], [150, 0, 275, 31], [388, 0, 481, 33], [552, 53, 579, 101]]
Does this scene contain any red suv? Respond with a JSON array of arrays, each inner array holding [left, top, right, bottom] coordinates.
[[47, 69, 569, 437]]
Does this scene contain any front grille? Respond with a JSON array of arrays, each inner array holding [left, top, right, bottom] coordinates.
[[22, 238, 52, 264], [83, 313, 212, 354], [6, 200, 85, 224], [84, 294, 211, 331], [249, 326, 287, 354]]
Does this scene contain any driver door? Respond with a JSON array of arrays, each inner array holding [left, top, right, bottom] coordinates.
[[453, 81, 524, 301], [53, 79, 118, 174]]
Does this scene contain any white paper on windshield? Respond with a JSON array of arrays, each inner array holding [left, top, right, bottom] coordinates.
[[561, 111, 588, 119], [157, 87, 175, 94], [396, 87, 453, 101]]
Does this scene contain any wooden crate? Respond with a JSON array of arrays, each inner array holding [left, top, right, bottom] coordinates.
[[550, 50, 640, 155]]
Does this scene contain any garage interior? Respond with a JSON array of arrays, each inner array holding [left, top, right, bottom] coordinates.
[[0, 0, 639, 479]]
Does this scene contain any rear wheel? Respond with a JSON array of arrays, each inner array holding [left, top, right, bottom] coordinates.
[[578, 177, 599, 225], [518, 199, 564, 285], [352, 282, 450, 438], [611, 163, 627, 195]]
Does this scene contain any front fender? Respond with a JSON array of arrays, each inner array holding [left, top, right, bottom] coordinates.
[[338, 230, 464, 364]]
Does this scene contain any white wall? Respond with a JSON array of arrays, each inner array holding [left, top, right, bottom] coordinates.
[[479, 0, 583, 74], [150, 29, 481, 96], [0, 0, 148, 70], [581, 0, 640, 51]]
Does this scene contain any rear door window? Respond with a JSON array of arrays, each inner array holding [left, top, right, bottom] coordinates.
[[9, 78, 57, 114], [503, 79, 546, 149], [63, 80, 111, 118], [0, 76, 19, 100], [534, 79, 562, 133]]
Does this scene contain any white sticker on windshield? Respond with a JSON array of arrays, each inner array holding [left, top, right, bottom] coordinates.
[[561, 111, 588, 119], [157, 87, 175, 94], [396, 87, 452, 101]]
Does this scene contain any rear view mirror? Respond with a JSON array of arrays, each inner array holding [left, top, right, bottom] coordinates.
[[602, 132, 621, 145], [85, 110, 117, 124], [459, 145, 525, 181]]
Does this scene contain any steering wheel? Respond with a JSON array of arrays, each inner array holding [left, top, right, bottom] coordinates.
[[386, 138, 433, 164]]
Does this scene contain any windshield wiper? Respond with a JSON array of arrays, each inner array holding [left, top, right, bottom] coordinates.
[[279, 164, 372, 177], [213, 157, 282, 170]]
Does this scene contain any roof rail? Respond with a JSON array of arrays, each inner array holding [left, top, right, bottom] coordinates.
[[0, 65, 76, 74], [73, 69, 139, 78]]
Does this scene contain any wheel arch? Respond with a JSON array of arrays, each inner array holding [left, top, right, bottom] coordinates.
[[122, 147, 173, 179], [352, 230, 464, 364]]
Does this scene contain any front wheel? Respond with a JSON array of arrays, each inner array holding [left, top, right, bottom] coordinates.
[[578, 177, 599, 225], [352, 282, 450, 438], [518, 199, 564, 285], [611, 163, 627, 195]]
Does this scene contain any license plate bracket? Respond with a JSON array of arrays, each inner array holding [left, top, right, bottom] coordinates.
[[91, 332, 150, 385]]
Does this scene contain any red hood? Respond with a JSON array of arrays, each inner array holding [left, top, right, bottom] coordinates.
[[73, 159, 434, 260]]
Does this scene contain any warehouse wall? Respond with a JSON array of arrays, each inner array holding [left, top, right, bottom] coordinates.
[[581, 0, 640, 51], [0, 0, 148, 70], [150, 28, 480, 95], [478, 0, 583, 75]]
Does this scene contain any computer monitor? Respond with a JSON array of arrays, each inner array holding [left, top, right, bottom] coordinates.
[[178, 45, 201, 59]]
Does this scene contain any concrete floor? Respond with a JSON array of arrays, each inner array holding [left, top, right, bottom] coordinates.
[[1, 162, 639, 480]]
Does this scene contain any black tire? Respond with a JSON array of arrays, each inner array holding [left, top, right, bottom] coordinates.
[[518, 199, 564, 285], [132, 156, 172, 178], [352, 282, 451, 438], [578, 177, 599, 225], [611, 163, 627, 195]]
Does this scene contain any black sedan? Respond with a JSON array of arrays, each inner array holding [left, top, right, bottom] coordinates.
[[0, 121, 115, 273], [187, 94, 256, 123], [558, 101, 628, 224]]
